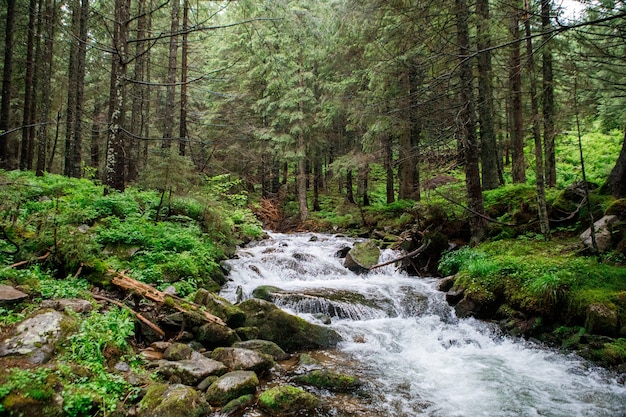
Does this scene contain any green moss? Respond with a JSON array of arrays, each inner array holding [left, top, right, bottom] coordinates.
[[293, 369, 361, 392], [258, 385, 320, 415]]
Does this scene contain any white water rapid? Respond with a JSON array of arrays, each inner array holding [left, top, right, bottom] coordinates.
[[221, 232, 626, 417]]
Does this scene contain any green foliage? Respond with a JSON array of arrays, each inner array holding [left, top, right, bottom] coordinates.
[[0, 368, 54, 410], [37, 275, 91, 300]]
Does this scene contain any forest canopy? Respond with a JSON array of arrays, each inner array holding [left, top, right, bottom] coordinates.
[[0, 0, 625, 242]]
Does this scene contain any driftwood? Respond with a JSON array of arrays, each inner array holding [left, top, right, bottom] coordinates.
[[369, 239, 431, 270], [92, 294, 166, 339], [108, 269, 226, 327]]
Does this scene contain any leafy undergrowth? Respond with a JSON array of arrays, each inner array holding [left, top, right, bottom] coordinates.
[[0, 170, 264, 414]]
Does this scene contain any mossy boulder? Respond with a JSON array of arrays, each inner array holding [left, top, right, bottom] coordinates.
[[163, 343, 193, 361], [193, 289, 246, 328], [292, 369, 362, 392], [585, 303, 619, 337], [211, 347, 275, 374], [157, 351, 227, 385], [193, 320, 241, 349], [137, 383, 210, 417], [343, 241, 380, 273], [252, 285, 284, 302], [258, 385, 321, 416], [205, 371, 259, 407], [238, 298, 341, 352], [233, 339, 289, 361], [221, 394, 255, 415]]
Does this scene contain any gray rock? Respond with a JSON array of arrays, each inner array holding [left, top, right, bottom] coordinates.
[[163, 342, 193, 361], [0, 284, 28, 305], [233, 339, 289, 361], [205, 371, 259, 407], [193, 320, 241, 349], [211, 347, 275, 374], [344, 241, 381, 273], [157, 351, 227, 385], [137, 383, 210, 417], [585, 303, 618, 337], [0, 310, 67, 363], [580, 215, 619, 252], [40, 298, 93, 313]]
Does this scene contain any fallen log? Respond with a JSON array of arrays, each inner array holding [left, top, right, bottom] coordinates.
[[108, 269, 227, 327], [369, 239, 431, 271], [92, 293, 166, 339]]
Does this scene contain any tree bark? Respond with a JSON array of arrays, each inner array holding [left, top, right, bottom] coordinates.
[[509, 2, 526, 184], [383, 133, 394, 204], [0, 0, 16, 169], [105, 0, 130, 191], [456, 0, 487, 244], [162, 0, 179, 150], [179, 0, 189, 156], [603, 130, 626, 198], [524, 1, 551, 240], [128, 0, 147, 182], [20, 0, 38, 171], [36, 0, 56, 176], [476, 0, 500, 190], [542, 0, 556, 187]]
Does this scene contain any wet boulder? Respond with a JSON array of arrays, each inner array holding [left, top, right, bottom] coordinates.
[[0, 310, 72, 364], [157, 351, 227, 385], [221, 394, 255, 415], [258, 385, 321, 416], [252, 285, 284, 302], [137, 383, 210, 417], [343, 241, 380, 274], [205, 370, 259, 407], [238, 298, 341, 352], [293, 369, 362, 392], [211, 347, 275, 374]]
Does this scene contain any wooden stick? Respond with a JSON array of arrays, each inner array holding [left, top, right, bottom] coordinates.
[[93, 294, 166, 338], [369, 240, 431, 270], [8, 252, 50, 269]]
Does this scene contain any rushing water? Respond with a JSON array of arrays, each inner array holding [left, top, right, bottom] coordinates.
[[221, 232, 626, 417]]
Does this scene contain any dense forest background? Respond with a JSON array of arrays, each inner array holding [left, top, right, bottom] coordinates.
[[1, 0, 625, 241]]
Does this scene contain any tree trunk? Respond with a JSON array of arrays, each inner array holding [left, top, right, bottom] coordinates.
[[90, 102, 102, 177], [128, 0, 147, 182], [105, 0, 130, 191], [297, 134, 309, 223], [0, 0, 16, 170], [383, 133, 394, 204], [20, 0, 38, 171], [542, 0, 556, 187], [476, 0, 500, 190], [603, 130, 626, 198], [345, 169, 355, 204], [179, 0, 189, 156], [358, 164, 370, 206], [398, 69, 420, 200], [509, 3, 526, 184], [64, 0, 79, 177], [456, 0, 486, 244], [36, 0, 56, 176], [162, 0, 179, 149], [524, 1, 550, 240]]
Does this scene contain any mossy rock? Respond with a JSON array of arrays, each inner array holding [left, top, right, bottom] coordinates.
[[238, 299, 341, 352], [585, 303, 619, 337], [137, 383, 210, 417], [233, 339, 289, 361], [258, 385, 321, 416], [221, 394, 255, 415], [252, 285, 284, 302], [205, 371, 259, 407], [193, 289, 246, 328], [234, 326, 260, 341], [344, 241, 380, 273], [605, 199, 626, 218], [292, 369, 362, 392], [163, 343, 193, 361], [193, 321, 241, 349]]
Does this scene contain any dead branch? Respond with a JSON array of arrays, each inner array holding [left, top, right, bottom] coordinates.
[[92, 294, 166, 338], [108, 269, 226, 326], [369, 239, 431, 270], [8, 252, 50, 269]]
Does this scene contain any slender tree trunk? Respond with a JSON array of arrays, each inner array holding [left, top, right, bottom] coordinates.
[[398, 70, 420, 200], [456, 0, 486, 244], [162, 0, 179, 149], [0, 0, 16, 169], [524, 2, 550, 240], [36, 0, 56, 176], [476, 0, 500, 190], [358, 164, 370, 206], [313, 155, 321, 211], [542, 0, 556, 187], [383, 133, 394, 204], [105, 0, 130, 191], [20, 0, 38, 170], [128, 0, 147, 182], [179, 0, 189, 156], [345, 169, 355, 204], [510, 2, 526, 184], [297, 136, 308, 222], [142, 0, 152, 171], [90, 102, 102, 176]]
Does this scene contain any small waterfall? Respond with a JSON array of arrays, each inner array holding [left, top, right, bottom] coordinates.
[[222, 232, 626, 417]]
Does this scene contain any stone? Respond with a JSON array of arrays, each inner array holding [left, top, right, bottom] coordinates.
[[40, 298, 93, 313], [238, 298, 341, 352], [137, 383, 210, 417], [585, 303, 618, 337], [251, 285, 283, 302], [343, 241, 381, 273], [0, 284, 28, 305], [221, 394, 255, 415], [580, 215, 619, 252], [193, 289, 246, 328], [157, 351, 227, 385], [293, 369, 362, 392], [193, 321, 241, 349], [437, 275, 456, 292], [163, 343, 193, 361], [205, 371, 259, 407], [234, 326, 259, 341], [0, 310, 68, 364], [211, 347, 275, 374], [233, 339, 289, 361], [258, 385, 321, 416]]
